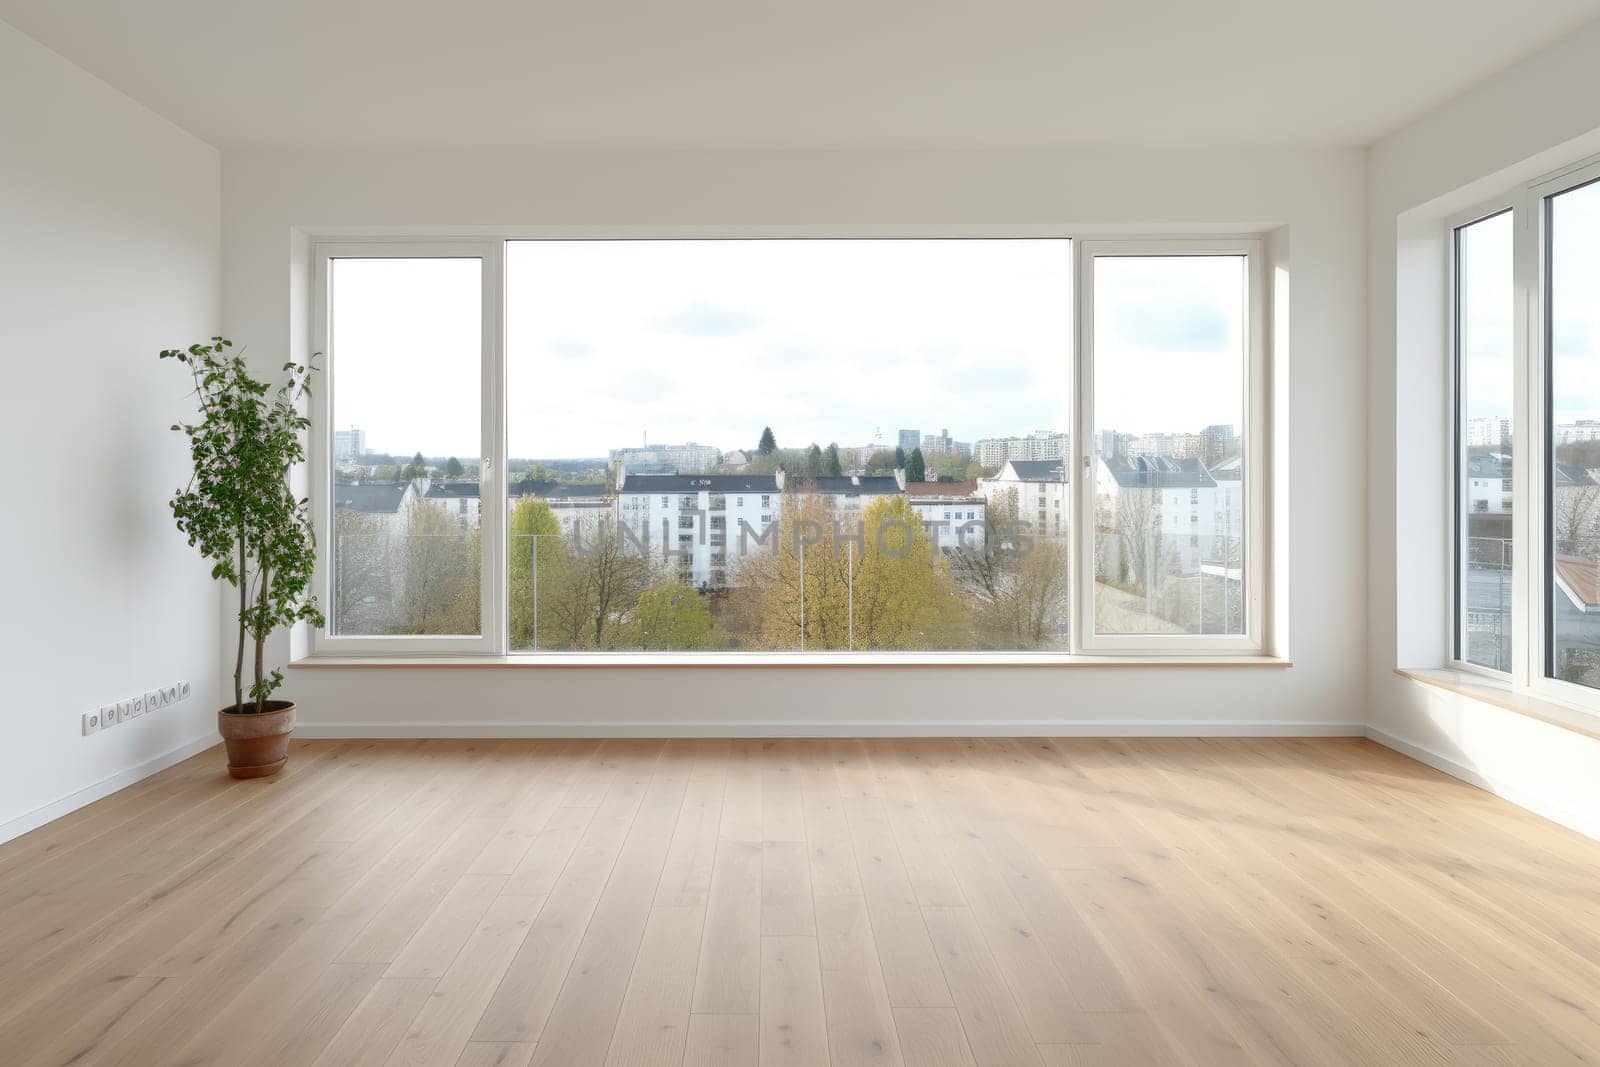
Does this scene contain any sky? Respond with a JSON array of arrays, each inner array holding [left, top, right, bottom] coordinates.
[[330, 239, 1251, 461], [1551, 179, 1600, 426]]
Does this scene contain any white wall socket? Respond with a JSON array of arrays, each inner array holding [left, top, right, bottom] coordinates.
[[86, 679, 192, 737]]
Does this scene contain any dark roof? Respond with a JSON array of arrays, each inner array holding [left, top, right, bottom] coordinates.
[[425, 481, 479, 499], [795, 476, 902, 496], [620, 474, 780, 493], [333, 483, 410, 514], [1102, 455, 1215, 489], [1004, 459, 1067, 482], [1556, 463, 1597, 488], [512, 480, 611, 499]]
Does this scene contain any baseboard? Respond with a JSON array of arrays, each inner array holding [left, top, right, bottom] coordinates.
[[0, 732, 219, 846], [1365, 724, 1600, 842], [294, 719, 1365, 739]]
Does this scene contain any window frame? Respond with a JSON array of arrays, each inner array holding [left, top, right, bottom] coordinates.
[[1528, 159, 1600, 709], [1074, 237, 1269, 654], [1445, 155, 1600, 716], [304, 231, 1277, 662], [309, 239, 506, 657], [1446, 200, 1518, 681]]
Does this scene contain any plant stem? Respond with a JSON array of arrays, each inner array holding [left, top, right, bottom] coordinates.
[[235, 534, 246, 712], [254, 564, 270, 714]]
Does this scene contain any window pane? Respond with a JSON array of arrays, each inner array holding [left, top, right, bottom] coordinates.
[[1091, 254, 1246, 635], [505, 239, 1072, 653], [329, 257, 482, 636], [1547, 179, 1600, 687], [1456, 211, 1514, 671]]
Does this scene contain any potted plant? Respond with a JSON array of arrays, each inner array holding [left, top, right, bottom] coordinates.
[[165, 338, 324, 779]]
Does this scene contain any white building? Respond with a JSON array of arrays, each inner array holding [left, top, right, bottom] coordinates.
[[972, 431, 1069, 469], [1094, 455, 1222, 575], [978, 459, 1068, 540], [1466, 416, 1513, 448], [609, 441, 722, 473], [905, 481, 986, 551], [333, 426, 366, 461], [617, 473, 780, 589], [1465, 454, 1514, 514], [512, 480, 613, 543]]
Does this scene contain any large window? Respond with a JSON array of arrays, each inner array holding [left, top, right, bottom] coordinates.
[[311, 234, 1272, 659], [1454, 210, 1514, 672]]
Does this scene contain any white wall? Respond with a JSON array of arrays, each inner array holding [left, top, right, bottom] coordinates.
[[222, 144, 1367, 736], [1367, 21, 1600, 838], [0, 22, 222, 841]]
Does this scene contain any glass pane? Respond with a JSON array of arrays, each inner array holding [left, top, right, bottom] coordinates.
[[1091, 254, 1246, 635], [1455, 211, 1514, 671], [329, 257, 482, 636], [1547, 179, 1600, 687], [506, 239, 1072, 653]]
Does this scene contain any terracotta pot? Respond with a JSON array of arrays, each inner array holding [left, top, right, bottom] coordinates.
[[218, 700, 296, 779]]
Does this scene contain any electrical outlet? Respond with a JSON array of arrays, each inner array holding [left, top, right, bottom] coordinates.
[[163, 685, 178, 706], [116, 700, 132, 724], [82, 709, 102, 735], [100, 704, 117, 730], [144, 690, 160, 714], [129, 695, 145, 718], [179, 680, 192, 701]]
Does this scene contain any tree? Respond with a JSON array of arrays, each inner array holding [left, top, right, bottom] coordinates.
[[894, 445, 906, 469], [949, 489, 1068, 649], [444, 456, 464, 479], [735, 492, 966, 650], [508, 497, 569, 649], [758, 426, 778, 455], [164, 339, 323, 713], [806, 443, 824, 477], [825, 442, 843, 477], [625, 584, 723, 649], [398, 496, 477, 634], [864, 449, 898, 474], [904, 447, 926, 483], [543, 517, 655, 649], [402, 451, 428, 481]]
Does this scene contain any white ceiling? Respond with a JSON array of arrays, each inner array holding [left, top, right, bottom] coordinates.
[[3, 1, 1597, 151]]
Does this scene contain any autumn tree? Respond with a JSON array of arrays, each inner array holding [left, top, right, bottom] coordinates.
[[542, 516, 656, 649], [623, 584, 723, 649], [508, 496, 570, 649], [864, 449, 898, 474], [735, 493, 966, 650], [949, 489, 1068, 649], [397, 496, 477, 634]]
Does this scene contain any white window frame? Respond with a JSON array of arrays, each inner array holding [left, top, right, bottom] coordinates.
[[1445, 155, 1600, 717], [309, 239, 506, 656], [303, 231, 1277, 662], [1446, 200, 1518, 681], [1074, 238, 1268, 654]]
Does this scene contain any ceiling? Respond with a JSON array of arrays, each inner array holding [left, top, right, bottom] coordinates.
[[3, 1, 1597, 151]]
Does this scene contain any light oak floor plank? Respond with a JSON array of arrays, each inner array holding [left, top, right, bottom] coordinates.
[[0, 737, 1595, 1067]]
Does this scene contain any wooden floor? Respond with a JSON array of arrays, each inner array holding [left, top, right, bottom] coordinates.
[[1, 739, 1598, 1066]]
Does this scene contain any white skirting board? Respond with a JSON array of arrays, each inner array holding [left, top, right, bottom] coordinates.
[[292, 719, 1366, 739], [1366, 724, 1600, 842], [0, 732, 219, 846]]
